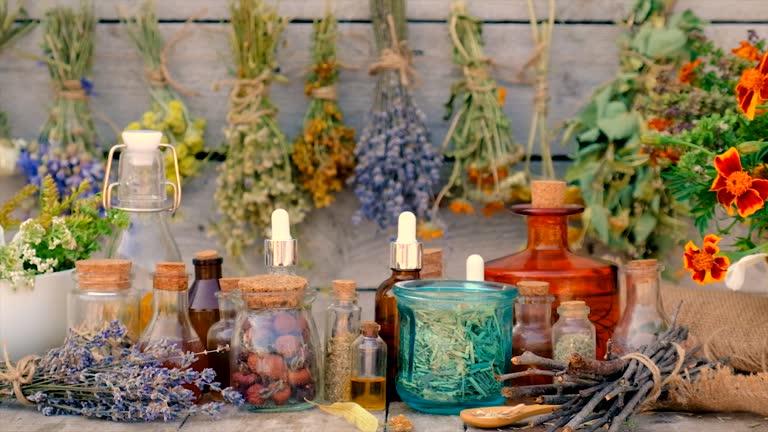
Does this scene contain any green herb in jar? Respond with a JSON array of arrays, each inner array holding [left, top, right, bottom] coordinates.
[[324, 333, 356, 402], [553, 333, 595, 362]]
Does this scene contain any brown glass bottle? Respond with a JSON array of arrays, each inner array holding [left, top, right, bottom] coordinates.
[[511, 281, 554, 387], [189, 250, 222, 349], [484, 181, 619, 359]]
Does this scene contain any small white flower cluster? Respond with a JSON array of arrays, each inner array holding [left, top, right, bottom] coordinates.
[[0, 216, 77, 286]]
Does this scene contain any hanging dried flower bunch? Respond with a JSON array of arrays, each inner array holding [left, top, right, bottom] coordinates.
[[292, 11, 356, 209], [434, 1, 524, 218], [213, 0, 309, 257], [17, 2, 103, 197], [350, 0, 442, 228], [123, 0, 207, 182]]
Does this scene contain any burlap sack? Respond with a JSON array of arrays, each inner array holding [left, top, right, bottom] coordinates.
[[661, 283, 768, 373]]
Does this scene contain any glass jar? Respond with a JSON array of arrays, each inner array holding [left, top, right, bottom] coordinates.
[[68, 259, 139, 341], [189, 250, 223, 349], [394, 280, 517, 415], [231, 275, 320, 412], [612, 259, 669, 354], [511, 281, 554, 386], [350, 321, 387, 411], [207, 290, 243, 397], [552, 301, 596, 362], [324, 280, 362, 402], [484, 180, 619, 359]]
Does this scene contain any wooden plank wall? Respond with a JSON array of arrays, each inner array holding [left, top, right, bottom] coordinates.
[[0, 1, 766, 297]]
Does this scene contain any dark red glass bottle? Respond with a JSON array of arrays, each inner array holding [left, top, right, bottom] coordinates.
[[484, 181, 619, 359]]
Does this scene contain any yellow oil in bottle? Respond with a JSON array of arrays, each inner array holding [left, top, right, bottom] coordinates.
[[350, 376, 386, 411]]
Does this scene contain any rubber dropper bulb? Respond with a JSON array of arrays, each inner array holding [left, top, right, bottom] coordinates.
[[466, 254, 485, 281], [271, 209, 292, 241], [396, 211, 417, 244]]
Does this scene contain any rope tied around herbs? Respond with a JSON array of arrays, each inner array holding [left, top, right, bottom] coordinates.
[[368, 14, 416, 87], [56, 79, 88, 100], [310, 85, 338, 101], [0, 345, 39, 406], [620, 342, 687, 409], [212, 70, 275, 126]]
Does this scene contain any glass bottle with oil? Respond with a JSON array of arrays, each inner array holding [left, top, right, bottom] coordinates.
[[350, 321, 387, 411]]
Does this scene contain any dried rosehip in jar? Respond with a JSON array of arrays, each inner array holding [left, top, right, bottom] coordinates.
[[257, 354, 287, 380], [273, 311, 300, 335], [274, 334, 301, 357], [246, 383, 267, 405], [271, 383, 292, 405]]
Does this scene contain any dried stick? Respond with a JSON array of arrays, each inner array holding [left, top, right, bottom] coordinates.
[[496, 368, 556, 382], [512, 351, 567, 370]]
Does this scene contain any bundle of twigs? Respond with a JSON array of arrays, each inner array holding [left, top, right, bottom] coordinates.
[[497, 308, 719, 432]]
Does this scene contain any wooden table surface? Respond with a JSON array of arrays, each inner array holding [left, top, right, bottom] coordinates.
[[2, 401, 766, 432]]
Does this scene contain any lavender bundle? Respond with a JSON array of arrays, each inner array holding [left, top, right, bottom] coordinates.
[[213, 0, 309, 257], [350, 0, 442, 228], [17, 2, 103, 197], [0, 322, 243, 421]]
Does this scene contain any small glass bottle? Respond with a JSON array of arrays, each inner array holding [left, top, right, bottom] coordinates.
[[350, 321, 387, 411], [612, 259, 669, 354], [324, 279, 362, 402], [552, 301, 596, 362], [68, 259, 140, 341], [189, 250, 222, 349], [511, 281, 554, 386], [104, 130, 183, 334], [375, 211, 421, 403], [207, 286, 242, 399], [140, 262, 208, 398]]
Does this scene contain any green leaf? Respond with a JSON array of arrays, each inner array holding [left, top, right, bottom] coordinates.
[[598, 112, 639, 141], [590, 206, 611, 244], [577, 127, 601, 143], [645, 28, 687, 58], [633, 213, 658, 243]]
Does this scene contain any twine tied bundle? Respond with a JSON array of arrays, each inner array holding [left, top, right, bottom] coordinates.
[[368, 14, 415, 87], [620, 342, 686, 410], [56, 79, 88, 100], [213, 70, 275, 126], [0, 345, 39, 406], [141, 18, 200, 97], [309, 85, 338, 100]]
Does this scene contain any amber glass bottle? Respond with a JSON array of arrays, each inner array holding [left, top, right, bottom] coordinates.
[[485, 181, 619, 359], [375, 211, 421, 403], [511, 281, 554, 386], [189, 250, 222, 349]]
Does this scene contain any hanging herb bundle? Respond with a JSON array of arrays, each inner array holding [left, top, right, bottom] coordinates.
[[213, 0, 309, 257], [123, 0, 207, 182], [17, 2, 102, 197], [292, 12, 356, 209], [351, 0, 442, 229], [0, 0, 34, 176], [434, 1, 523, 218]]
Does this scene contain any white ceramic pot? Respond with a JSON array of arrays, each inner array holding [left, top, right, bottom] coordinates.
[[0, 269, 73, 360]]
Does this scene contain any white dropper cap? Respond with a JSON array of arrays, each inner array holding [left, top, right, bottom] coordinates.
[[265, 208, 297, 268], [466, 254, 485, 281], [121, 130, 162, 166], [390, 211, 423, 271]]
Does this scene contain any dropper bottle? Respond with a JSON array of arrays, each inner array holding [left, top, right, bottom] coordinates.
[[375, 211, 422, 403], [466, 254, 485, 282], [265, 209, 298, 275]]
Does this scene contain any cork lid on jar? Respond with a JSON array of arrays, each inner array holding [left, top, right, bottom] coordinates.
[[361, 321, 381, 337], [75, 259, 132, 291], [153, 262, 188, 291], [219, 277, 241, 292], [517, 280, 550, 297], [193, 249, 222, 264], [238, 274, 308, 308], [332, 279, 356, 300], [531, 180, 566, 208]]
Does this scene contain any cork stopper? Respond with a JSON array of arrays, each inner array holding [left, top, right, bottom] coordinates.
[[75, 259, 132, 291], [332, 279, 357, 300], [517, 280, 550, 296], [219, 277, 241, 292], [239, 274, 308, 308], [421, 248, 444, 279], [531, 180, 566, 208], [361, 321, 381, 337], [194, 249, 219, 260], [153, 262, 188, 291], [557, 300, 590, 316]]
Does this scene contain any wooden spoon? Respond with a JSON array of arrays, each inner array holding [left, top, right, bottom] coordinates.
[[460, 404, 559, 429]]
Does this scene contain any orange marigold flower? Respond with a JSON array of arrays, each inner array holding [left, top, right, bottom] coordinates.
[[683, 234, 730, 284], [647, 117, 672, 132], [497, 87, 507, 107], [735, 51, 768, 119], [710, 147, 768, 217], [732, 40, 762, 62], [678, 59, 702, 84], [482, 201, 505, 217], [417, 222, 443, 241], [449, 199, 474, 215]]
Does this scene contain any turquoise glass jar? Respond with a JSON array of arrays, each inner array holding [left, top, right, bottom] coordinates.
[[394, 280, 517, 414]]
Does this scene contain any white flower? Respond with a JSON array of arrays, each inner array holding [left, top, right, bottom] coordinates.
[[725, 253, 768, 294]]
